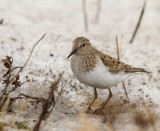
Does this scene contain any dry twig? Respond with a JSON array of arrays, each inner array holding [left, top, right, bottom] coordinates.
[[0, 19, 3, 25], [94, 0, 101, 24], [7, 93, 46, 112], [116, 35, 130, 102], [19, 93, 45, 103], [1, 56, 13, 95], [32, 72, 64, 131], [0, 33, 46, 111], [130, 1, 146, 43], [45, 77, 67, 118], [9, 33, 46, 83], [82, 0, 88, 32], [116, 36, 120, 60]]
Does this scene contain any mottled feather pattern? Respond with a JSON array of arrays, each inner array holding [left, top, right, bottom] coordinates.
[[71, 54, 98, 73], [68, 37, 150, 112], [99, 53, 149, 74], [71, 44, 149, 75], [69, 37, 150, 85]]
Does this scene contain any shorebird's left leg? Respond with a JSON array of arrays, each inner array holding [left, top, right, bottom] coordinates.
[[86, 87, 98, 113], [93, 88, 112, 114]]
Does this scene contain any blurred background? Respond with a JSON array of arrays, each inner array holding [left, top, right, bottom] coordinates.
[[0, 0, 159, 39]]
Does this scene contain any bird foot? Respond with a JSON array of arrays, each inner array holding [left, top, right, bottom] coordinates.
[[93, 107, 105, 115], [86, 107, 94, 114]]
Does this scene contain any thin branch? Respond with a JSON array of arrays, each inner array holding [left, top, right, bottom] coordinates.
[[0, 19, 4, 25], [18, 93, 46, 103], [45, 77, 67, 118], [116, 35, 130, 102], [11, 66, 22, 72], [32, 72, 64, 131], [82, 0, 88, 32], [116, 36, 120, 60], [9, 33, 46, 83], [0, 33, 46, 110], [122, 82, 129, 102], [94, 0, 101, 24], [1, 56, 13, 94], [130, 1, 147, 43]]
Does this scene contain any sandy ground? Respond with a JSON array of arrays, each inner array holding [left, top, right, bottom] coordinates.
[[0, 0, 160, 130]]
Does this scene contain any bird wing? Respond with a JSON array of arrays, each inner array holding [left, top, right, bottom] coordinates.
[[99, 53, 150, 74]]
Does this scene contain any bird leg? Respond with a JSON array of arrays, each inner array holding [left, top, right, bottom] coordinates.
[[93, 88, 112, 114], [86, 87, 98, 113]]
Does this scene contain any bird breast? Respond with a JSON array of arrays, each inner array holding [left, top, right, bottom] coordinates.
[[71, 56, 130, 89]]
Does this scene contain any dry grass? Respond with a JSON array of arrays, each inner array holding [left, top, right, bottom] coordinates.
[[82, 0, 88, 32]]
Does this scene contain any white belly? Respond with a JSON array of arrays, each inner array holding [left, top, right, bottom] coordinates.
[[72, 60, 130, 89]]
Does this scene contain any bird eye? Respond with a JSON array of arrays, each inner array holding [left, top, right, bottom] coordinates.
[[82, 43, 85, 46]]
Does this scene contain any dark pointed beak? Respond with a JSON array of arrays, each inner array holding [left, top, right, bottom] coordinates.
[[67, 49, 77, 59]]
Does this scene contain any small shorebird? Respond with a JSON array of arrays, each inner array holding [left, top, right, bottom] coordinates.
[[67, 37, 150, 114]]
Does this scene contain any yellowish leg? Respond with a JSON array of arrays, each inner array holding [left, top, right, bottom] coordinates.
[[93, 88, 112, 114], [86, 87, 98, 112]]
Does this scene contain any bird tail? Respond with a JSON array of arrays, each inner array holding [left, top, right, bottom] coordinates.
[[130, 67, 151, 74]]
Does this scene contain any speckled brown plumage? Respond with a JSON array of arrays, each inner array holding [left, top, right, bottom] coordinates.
[[68, 37, 150, 74], [99, 52, 149, 74], [71, 54, 98, 73], [68, 37, 150, 114]]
